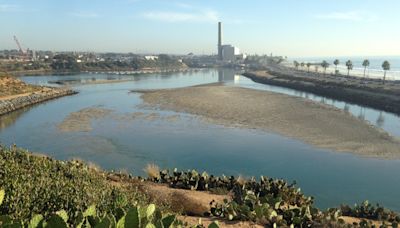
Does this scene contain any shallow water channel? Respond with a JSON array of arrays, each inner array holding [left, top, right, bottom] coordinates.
[[1, 69, 400, 211]]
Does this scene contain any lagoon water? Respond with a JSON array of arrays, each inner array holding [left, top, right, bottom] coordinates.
[[1, 69, 400, 211]]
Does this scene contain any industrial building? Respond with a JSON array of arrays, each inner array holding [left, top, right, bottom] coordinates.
[[217, 22, 246, 63]]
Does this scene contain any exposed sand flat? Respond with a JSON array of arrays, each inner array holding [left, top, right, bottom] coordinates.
[[57, 107, 186, 133], [58, 107, 113, 132], [140, 85, 400, 158]]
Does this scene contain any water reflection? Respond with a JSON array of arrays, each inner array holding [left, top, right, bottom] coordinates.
[[0, 107, 32, 130], [377, 112, 385, 127], [343, 104, 350, 112], [218, 68, 236, 82], [358, 107, 366, 121]]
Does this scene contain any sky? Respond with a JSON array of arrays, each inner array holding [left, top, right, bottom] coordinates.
[[0, 0, 399, 57]]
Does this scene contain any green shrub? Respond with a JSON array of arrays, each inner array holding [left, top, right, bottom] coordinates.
[[146, 168, 400, 227], [0, 146, 220, 228], [0, 196, 219, 228], [0, 145, 141, 224], [341, 201, 400, 224]]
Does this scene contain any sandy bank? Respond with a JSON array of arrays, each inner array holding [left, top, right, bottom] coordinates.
[[139, 85, 400, 158]]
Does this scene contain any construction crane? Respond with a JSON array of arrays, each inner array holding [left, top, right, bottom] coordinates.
[[13, 36, 25, 54], [13, 35, 29, 60]]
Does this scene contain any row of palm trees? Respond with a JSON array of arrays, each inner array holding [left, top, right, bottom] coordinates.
[[293, 59, 391, 84]]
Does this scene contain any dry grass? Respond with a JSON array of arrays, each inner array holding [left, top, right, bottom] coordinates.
[[87, 161, 102, 172], [236, 175, 247, 186], [144, 163, 161, 179], [0, 76, 42, 98]]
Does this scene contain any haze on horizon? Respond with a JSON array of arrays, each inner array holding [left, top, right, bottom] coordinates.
[[0, 0, 399, 57]]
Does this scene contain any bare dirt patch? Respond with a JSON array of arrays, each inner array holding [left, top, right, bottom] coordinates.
[[0, 76, 42, 99], [140, 85, 400, 158]]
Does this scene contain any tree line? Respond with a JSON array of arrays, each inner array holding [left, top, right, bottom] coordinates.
[[51, 54, 186, 72], [293, 59, 391, 84]]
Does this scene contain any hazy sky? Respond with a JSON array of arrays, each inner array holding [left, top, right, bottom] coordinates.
[[1, 0, 399, 57]]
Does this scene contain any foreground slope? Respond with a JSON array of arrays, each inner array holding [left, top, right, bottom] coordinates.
[[1, 146, 399, 227]]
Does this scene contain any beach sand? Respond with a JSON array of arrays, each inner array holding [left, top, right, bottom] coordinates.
[[139, 84, 400, 158]]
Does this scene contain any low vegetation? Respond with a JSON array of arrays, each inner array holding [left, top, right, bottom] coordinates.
[[0, 54, 187, 74], [0, 145, 143, 224], [1, 146, 399, 227], [0, 61, 51, 73], [341, 201, 400, 226], [145, 168, 400, 227], [0, 76, 42, 97], [0, 145, 221, 227]]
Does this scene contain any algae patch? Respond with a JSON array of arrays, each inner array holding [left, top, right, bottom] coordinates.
[[58, 107, 113, 132]]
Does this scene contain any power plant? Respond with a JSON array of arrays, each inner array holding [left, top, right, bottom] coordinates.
[[217, 22, 246, 63], [218, 22, 223, 61]]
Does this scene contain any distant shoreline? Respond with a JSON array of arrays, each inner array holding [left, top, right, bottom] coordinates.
[[7, 67, 193, 77], [243, 70, 400, 116]]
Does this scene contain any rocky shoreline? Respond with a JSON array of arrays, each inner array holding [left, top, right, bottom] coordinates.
[[0, 88, 77, 116], [243, 71, 400, 115]]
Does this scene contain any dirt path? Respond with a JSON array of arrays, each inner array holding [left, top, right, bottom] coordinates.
[[106, 174, 389, 228], [0, 92, 32, 101], [139, 84, 400, 158]]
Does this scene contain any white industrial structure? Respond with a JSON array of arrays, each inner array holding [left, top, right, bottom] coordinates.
[[217, 22, 246, 63], [144, 55, 159, 60]]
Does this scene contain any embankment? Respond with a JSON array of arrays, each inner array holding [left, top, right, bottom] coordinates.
[[0, 88, 77, 116], [243, 71, 400, 115]]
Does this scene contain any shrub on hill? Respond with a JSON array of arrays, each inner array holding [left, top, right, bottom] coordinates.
[[0, 145, 141, 224]]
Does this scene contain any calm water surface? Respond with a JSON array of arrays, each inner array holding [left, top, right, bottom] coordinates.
[[1, 69, 400, 211]]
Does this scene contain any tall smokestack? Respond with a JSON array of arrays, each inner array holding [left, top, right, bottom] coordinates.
[[218, 22, 223, 60]]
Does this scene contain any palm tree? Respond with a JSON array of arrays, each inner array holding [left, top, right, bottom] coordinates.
[[300, 62, 305, 70], [345, 60, 353, 77], [321, 60, 329, 75], [333, 59, 340, 74], [294, 61, 300, 70], [306, 63, 311, 72], [382, 60, 390, 84], [362, 59, 370, 78]]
